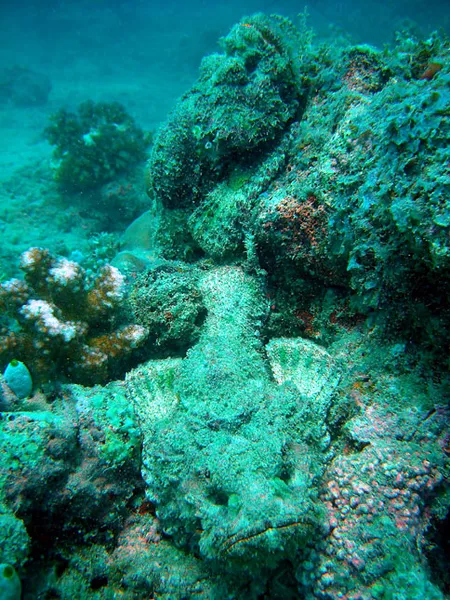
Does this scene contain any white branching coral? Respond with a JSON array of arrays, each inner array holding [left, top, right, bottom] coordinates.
[[0, 247, 148, 385]]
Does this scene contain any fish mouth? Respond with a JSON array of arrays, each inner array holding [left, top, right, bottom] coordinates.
[[220, 516, 315, 555]]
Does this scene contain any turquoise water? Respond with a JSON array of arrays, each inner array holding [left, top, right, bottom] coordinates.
[[0, 2, 449, 599]]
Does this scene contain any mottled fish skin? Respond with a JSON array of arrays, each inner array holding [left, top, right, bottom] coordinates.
[[127, 266, 340, 565]]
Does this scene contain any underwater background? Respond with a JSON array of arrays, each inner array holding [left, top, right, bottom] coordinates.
[[0, 0, 450, 598]]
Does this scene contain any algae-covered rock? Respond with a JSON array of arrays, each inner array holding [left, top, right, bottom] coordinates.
[[0, 381, 143, 589]]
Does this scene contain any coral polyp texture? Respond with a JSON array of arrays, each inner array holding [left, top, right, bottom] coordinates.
[[304, 392, 449, 599], [0, 247, 148, 384]]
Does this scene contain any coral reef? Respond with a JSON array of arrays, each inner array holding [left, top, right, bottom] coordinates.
[[0, 247, 148, 384], [255, 33, 450, 350], [45, 100, 149, 192], [0, 14, 449, 600], [140, 16, 450, 356]]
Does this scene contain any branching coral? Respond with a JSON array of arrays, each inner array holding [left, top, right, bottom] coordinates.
[[0, 248, 148, 385]]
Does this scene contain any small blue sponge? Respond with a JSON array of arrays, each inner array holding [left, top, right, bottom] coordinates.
[[0, 564, 21, 600], [3, 360, 33, 399]]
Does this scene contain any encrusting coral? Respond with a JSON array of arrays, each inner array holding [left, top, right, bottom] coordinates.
[[0, 247, 148, 385]]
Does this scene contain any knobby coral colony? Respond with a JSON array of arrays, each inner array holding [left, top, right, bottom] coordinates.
[[0, 247, 148, 384]]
